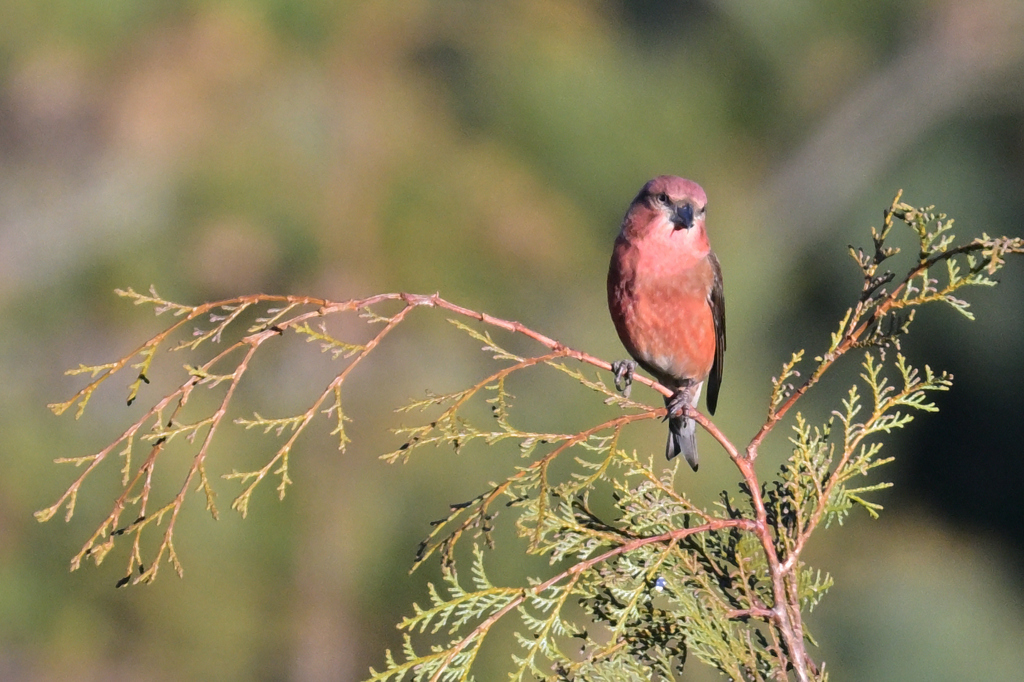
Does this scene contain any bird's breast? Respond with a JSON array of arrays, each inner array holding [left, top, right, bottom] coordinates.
[[608, 242, 717, 385]]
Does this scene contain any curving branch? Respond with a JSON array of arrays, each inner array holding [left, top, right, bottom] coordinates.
[[40, 197, 1023, 679]]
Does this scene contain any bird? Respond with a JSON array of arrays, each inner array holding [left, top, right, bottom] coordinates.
[[607, 175, 725, 470]]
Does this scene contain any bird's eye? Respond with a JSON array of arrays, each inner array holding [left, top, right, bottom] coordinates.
[[656, 193, 670, 205]]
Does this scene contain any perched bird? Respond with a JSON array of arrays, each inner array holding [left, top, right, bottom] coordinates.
[[607, 176, 725, 470]]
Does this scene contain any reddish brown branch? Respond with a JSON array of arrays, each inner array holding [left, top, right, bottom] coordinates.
[[427, 517, 753, 682], [47, 288, 810, 676]]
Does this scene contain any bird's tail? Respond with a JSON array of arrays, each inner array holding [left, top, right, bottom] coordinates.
[[664, 394, 699, 471]]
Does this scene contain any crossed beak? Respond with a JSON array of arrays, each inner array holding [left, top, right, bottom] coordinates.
[[669, 203, 696, 230]]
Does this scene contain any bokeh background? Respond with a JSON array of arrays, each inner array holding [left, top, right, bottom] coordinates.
[[2, 1, 1023, 680]]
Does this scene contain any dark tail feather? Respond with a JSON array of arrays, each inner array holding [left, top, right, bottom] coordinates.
[[665, 402, 699, 471]]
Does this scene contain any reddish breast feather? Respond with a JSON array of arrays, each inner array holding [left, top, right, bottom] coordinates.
[[608, 238, 716, 386], [628, 258, 716, 383]]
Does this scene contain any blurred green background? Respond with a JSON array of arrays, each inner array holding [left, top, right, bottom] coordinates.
[[2, 1, 1023, 680]]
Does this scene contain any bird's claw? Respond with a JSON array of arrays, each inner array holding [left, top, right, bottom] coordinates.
[[665, 386, 692, 422], [611, 359, 636, 397]]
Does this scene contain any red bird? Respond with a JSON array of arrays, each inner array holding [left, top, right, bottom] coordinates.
[[607, 176, 725, 470]]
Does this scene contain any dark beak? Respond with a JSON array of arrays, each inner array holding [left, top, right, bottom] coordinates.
[[669, 203, 695, 230]]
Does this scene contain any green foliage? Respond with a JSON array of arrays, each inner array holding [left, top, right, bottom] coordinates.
[[39, 197, 1023, 679]]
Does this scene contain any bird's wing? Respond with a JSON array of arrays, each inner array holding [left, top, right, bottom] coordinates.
[[705, 252, 726, 415]]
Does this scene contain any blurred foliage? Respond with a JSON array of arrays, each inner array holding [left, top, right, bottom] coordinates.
[[2, 0, 1023, 680]]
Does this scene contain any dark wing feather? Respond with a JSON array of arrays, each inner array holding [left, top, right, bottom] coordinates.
[[705, 252, 726, 414]]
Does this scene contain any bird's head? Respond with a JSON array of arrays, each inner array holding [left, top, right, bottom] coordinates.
[[619, 176, 710, 256]]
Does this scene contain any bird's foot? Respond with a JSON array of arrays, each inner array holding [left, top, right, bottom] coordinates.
[[611, 359, 637, 397], [665, 385, 693, 422]]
